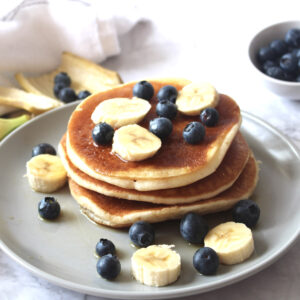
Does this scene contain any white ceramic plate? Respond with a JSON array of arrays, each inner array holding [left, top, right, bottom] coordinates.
[[0, 102, 299, 299]]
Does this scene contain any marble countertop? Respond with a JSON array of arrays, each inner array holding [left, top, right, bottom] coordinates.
[[0, 1, 300, 299]]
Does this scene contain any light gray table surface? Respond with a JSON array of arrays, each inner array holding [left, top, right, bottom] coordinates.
[[1, 1, 300, 299]]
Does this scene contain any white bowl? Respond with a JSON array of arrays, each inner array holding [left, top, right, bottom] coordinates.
[[248, 20, 300, 100]]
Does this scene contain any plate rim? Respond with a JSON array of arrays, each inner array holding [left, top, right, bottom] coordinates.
[[0, 105, 299, 299]]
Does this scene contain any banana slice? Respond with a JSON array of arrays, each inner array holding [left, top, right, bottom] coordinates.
[[112, 124, 161, 162], [91, 97, 151, 128], [15, 52, 122, 99], [204, 221, 254, 265], [26, 154, 67, 193], [176, 82, 219, 116], [131, 245, 181, 287], [0, 87, 62, 115]]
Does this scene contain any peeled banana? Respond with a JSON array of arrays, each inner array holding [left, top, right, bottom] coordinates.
[[131, 245, 181, 287], [204, 221, 254, 265], [0, 114, 30, 141], [176, 82, 219, 116], [26, 154, 67, 193], [0, 86, 62, 115], [91, 97, 151, 128], [112, 124, 161, 161], [16, 52, 122, 99]]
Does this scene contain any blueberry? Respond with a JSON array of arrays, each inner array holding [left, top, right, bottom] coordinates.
[[96, 254, 121, 280], [193, 247, 219, 275], [284, 71, 296, 82], [269, 39, 288, 57], [58, 87, 78, 103], [200, 108, 219, 127], [294, 49, 300, 59], [132, 81, 154, 101], [257, 46, 276, 63], [96, 239, 116, 257], [53, 83, 66, 98], [266, 66, 285, 80], [38, 197, 60, 220], [262, 60, 277, 72], [149, 117, 173, 139], [279, 53, 298, 73], [180, 212, 209, 244], [156, 100, 177, 120], [92, 122, 114, 145], [54, 72, 71, 87], [157, 85, 178, 103], [129, 221, 155, 247], [232, 199, 260, 228], [32, 143, 56, 157], [77, 90, 91, 100], [183, 122, 205, 144], [285, 28, 300, 47]]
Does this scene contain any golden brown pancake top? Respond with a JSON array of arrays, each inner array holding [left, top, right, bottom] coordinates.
[[67, 80, 240, 177]]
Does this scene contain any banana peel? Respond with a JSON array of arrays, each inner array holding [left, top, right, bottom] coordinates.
[[0, 86, 62, 115], [15, 52, 123, 99], [0, 114, 30, 141]]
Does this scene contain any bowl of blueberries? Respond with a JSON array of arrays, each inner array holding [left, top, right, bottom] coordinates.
[[248, 20, 300, 99]]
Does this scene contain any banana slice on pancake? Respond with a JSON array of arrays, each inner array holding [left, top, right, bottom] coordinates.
[[176, 82, 219, 116], [91, 97, 151, 128], [131, 245, 181, 287], [204, 221, 254, 265], [0, 86, 62, 115], [26, 154, 67, 193], [15, 52, 122, 99], [112, 124, 161, 161]]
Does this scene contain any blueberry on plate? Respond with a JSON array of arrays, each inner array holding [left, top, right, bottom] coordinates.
[[232, 199, 260, 228], [32, 143, 56, 157], [279, 53, 298, 73], [269, 39, 288, 57], [58, 87, 78, 103], [96, 254, 121, 280], [257, 46, 276, 63], [193, 247, 219, 275], [183, 122, 205, 144], [132, 81, 154, 101], [180, 212, 209, 244], [77, 90, 91, 100], [157, 85, 178, 103], [54, 72, 71, 87], [96, 239, 116, 257], [156, 100, 177, 120], [285, 28, 300, 47], [38, 196, 60, 220], [266, 66, 285, 80], [129, 221, 155, 247], [53, 83, 66, 98], [92, 122, 114, 145], [200, 108, 219, 127], [149, 117, 173, 139]]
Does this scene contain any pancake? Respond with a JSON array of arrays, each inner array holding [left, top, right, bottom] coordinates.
[[66, 78, 241, 191], [59, 132, 250, 204], [68, 153, 259, 228]]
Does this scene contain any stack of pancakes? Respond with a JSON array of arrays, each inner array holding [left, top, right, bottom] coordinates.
[[59, 79, 259, 228]]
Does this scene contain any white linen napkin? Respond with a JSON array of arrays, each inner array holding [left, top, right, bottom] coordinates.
[[0, 0, 143, 115]]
